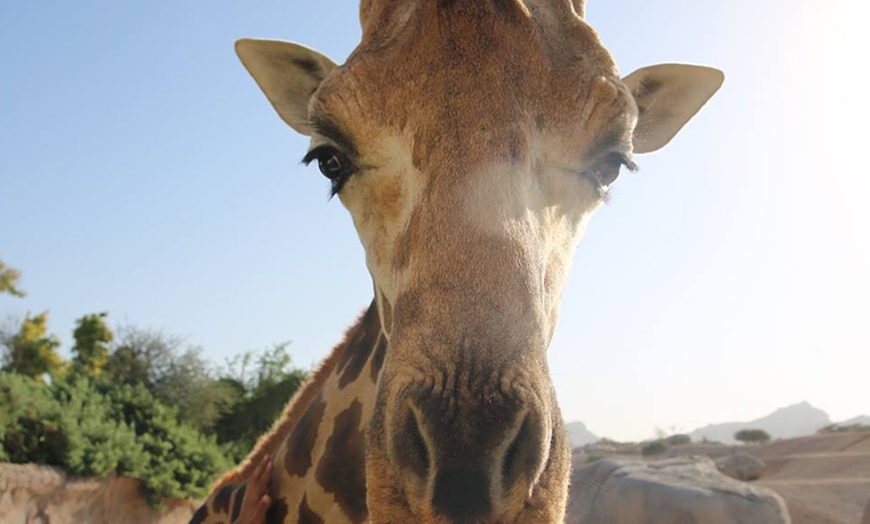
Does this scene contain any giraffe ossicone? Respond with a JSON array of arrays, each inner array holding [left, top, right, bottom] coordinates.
[[193, 1, 722, 523]]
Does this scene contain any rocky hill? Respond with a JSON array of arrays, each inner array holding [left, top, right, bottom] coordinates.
[[565, 421, 598, 448], [690, 402, 831, 443], [665, 430, 870, 524]]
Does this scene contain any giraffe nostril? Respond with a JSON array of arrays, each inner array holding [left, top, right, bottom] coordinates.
[[501, 413, 543, 493], [393, 408, 431, 479]]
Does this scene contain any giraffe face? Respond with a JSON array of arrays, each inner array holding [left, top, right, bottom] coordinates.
[[236, 1, 722, 521], [310, 8, 620, 520]]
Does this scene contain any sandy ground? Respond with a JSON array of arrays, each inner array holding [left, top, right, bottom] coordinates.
[[669, 432, 870, 524]]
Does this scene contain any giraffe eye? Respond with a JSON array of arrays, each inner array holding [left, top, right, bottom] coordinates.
[[585, 153, 637, 191], [303, 145, 357, 196], [318, 152, 347, 180]]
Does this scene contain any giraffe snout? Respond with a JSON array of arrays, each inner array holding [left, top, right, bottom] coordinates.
[[389, 384, 549, 522]]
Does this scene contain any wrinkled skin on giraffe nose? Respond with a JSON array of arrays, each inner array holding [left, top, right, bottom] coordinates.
[[365, 306, 571, 524], [391, 381, 549, 522], [366, 356, 569, 523]]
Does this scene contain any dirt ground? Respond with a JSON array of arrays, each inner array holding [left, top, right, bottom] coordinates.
[[669, 432, 870, 524]]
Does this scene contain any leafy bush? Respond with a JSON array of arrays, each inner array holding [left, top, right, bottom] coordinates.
[[665, 434, 691, 446], [0, 371, 233, 505], [0, 371, 67, 464], [641, 440, 668, 457], [213, 343, 308, 459], [734, 428, 771, 445]]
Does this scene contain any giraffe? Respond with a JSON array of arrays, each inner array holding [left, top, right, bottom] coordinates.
[[192, 1, 723, 523]]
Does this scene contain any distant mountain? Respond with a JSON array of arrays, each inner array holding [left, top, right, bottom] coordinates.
[[565, 421, 598, 448], [689, 402, 831, 444]]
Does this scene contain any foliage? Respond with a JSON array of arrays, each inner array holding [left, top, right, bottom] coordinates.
[[104, 325, 180, 388], [0, 293, 310, 505], [0, 257, 25, 297], [214, 343, 308, 458], [734, 428, 771, 445], [641, 440, 668, 457], [0, 371, 67, 464], [0, 370, 234, 505], [101, 327, 237, 434], [90, 375, 234, 504], [71, 313, 113, 376], [665, 434, 691, 446], [152, 347, 241, 434], [0, 312, 63, 379]]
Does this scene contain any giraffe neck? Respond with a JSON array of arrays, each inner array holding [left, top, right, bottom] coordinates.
[[192, 300, 385, 524]]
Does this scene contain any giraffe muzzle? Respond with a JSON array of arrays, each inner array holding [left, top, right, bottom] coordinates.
[[388, 381, 550, 522]]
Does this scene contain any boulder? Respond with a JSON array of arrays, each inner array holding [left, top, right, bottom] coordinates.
[[715, 452, 767, 481], [566, 456, 791, 524], [0, 463, 196, 524]]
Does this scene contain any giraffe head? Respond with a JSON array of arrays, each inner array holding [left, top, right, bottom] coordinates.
[[236, 1, 721, 521]]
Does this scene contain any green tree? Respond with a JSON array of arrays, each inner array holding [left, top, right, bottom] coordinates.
[[734, 428, 771, 445], [71, 313, 113, 376], [103, 326, 245, 433], [105, 326, 180, 388], [212, 343, 308, 456], [1, 312, 63, 379], [0, 257, 25, 297], [153, 347, 239, 433]]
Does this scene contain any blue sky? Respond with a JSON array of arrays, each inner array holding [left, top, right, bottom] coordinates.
[[1, 0, 867, 441]]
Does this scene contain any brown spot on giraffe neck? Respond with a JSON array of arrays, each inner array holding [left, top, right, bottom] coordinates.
[[230, 484, 248, 522], [284, 393, 327, 477], [298, 494, 325, 524], [335, 301, 382, 389], [189, 505, 208, 524], [230, 484, 246, 522], [315, 400, 368, 523], [212, 484, 234, 515], [265, 497, 289, 524]]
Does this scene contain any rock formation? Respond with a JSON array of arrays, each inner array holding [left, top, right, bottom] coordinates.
[[0, 464, 196, 524], [566, 456, 791, 524]]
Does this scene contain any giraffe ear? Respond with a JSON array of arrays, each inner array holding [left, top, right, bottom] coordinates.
[[235, 39, 339, 136], [622, 64, 724, 154]]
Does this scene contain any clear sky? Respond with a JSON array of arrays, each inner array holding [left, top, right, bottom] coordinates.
[[1, 0, 867, 442]]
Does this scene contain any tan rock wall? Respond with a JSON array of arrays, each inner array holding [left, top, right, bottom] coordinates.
[[0, 464, 197, 524]]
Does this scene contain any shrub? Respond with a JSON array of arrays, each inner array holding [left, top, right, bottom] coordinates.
[[665, 434, 691, 446], [0, 372, 68, 464], [641, 440, 668, 457], [0, 371, 233, 506], [734, 428, 771, 445]]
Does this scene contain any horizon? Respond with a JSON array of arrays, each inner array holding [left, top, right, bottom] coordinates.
[[1, 0, 868, 442]]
